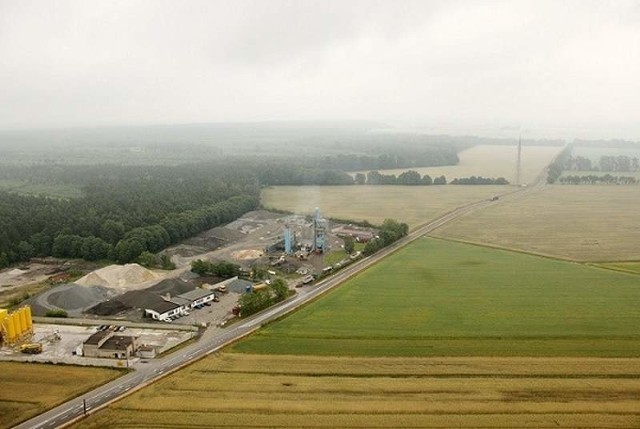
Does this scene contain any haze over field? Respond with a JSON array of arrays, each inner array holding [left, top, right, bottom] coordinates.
[[1, 0, 639, 140]]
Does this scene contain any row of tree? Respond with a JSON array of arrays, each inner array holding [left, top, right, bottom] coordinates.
[[450, 176, 509, 185], [565, 155, 640, 172], [559, 175, 638, 185], [356, 170, 447, 185], [363, 219, 409, 256]]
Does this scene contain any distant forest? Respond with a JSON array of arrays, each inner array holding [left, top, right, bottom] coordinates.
[[0, 137, 460, 267]]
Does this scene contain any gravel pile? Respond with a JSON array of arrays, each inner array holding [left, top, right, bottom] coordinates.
[[27, 283, 117, 316], [147, 278, 195, 296], [76, 263, 159, 289], [46, 284, 114, 311]]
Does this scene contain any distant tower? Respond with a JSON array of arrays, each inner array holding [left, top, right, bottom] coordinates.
[[516, 135, 522, 186], [312, 207, 327, 253]]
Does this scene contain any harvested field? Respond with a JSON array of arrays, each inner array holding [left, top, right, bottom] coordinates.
[[73, 353, 640, 429], [0, 362, 123, 428], [431, 186, 640, 261], [76, 264, 160, 290], [262, 185, 509, 229], [351, 144, 563, 185], [234, 238, 640, 357]]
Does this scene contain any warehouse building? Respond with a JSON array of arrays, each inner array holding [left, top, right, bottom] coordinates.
[[83, 329, 138, 359]]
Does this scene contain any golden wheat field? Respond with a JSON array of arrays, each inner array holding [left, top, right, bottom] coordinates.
[[431, 186, 640, 261], [262, 185, 509, 229], [352, 144, 563, 184], [74, 353, 640, 429], [0, 362, 124, 429]]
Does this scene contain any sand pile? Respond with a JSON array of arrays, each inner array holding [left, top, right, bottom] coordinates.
[[231, 249, 263, 260], [76, 263, 159, 289]]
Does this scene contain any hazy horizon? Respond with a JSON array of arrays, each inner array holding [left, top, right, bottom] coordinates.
[[1, 1, 639, 139]]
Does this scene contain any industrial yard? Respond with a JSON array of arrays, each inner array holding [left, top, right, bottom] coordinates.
[[0, 208, 374, 369]]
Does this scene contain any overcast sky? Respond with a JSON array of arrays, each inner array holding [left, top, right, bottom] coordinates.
[[1, 0, 639, 137]]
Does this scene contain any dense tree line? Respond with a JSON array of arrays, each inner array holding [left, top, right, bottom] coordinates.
[[361, 170, 447, 185], [559, 175, 638, 185], [0, 163, 261, 268], [565, 155, 640, 172], [312, 147, 459, 171], [362, 219, 409, 256], [450, 176, 509, 185]]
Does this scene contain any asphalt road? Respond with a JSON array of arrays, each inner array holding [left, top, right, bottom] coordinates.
[[15, 183, 543, 429]]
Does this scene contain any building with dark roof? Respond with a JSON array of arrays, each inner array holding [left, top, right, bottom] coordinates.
[[144, 298, 181, 321], [177, 288, 217, 308], [83, 330, 138, 359]]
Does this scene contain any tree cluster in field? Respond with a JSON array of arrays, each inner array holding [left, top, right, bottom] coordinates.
[[237, 278, 291, 317], [190, 259, 241, 278], [450, 176, 509, 185], [559, 175, 638, 185], [356, 170, 447, 185], [137, 251, 176, 270], [363, 219, 409, 256], [547, 146, 640, 185], [564, 155, 640, 172]]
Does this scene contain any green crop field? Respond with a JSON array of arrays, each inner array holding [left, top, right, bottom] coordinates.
[[431, 186, 640, 261], [0, 362, 124, 428], [233, 238, 640, 357], [262, 185, 509, 229], [351, 144, 563, 185]]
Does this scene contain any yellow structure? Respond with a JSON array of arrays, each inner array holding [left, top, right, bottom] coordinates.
[[0, 306, 33, 345]]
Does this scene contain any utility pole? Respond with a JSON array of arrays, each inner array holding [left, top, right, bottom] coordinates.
[[83, 399, 87, 415], [516, 135, 522, 186]]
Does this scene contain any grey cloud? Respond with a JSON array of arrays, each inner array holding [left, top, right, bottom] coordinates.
[[0, 0, 639, 138]]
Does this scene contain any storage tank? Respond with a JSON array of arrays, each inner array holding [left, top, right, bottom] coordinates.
[[17, 309, 27, 334], [24, 306, 33, 330], [5, 315, 17, 341]]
